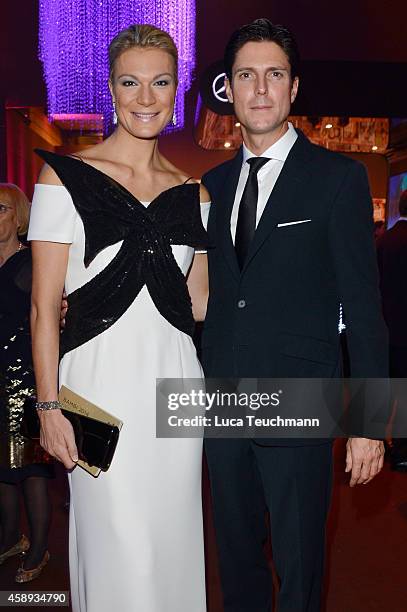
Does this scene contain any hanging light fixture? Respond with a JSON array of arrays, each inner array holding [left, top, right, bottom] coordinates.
[[38, 0, 196, 133]]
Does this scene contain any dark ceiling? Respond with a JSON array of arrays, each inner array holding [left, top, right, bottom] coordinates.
[[196, 0, 407, 70]]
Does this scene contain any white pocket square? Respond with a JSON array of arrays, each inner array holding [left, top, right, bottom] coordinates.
[[277, 219, 312, 227]]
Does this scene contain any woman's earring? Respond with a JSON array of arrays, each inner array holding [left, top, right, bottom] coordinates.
[[171, 112, 177, 126], [112, 101, 118, 125]]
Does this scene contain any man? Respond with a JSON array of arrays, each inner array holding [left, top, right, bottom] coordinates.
[[377, 190, 407, 471], [201, 19, 388, 612]]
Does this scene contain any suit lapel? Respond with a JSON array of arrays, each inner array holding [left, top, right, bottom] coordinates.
[[242, 131, 313, 274], [216, 148, 242, 280]]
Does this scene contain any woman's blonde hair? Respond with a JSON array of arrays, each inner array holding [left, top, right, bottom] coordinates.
[[0, 183, 30, 236], [108, 24, 178, 83]]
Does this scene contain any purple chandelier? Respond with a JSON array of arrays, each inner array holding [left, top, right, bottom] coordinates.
[[38, 0, 196, 133]]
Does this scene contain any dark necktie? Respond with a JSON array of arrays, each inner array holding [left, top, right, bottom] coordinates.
[[235, 157, 270, 269]]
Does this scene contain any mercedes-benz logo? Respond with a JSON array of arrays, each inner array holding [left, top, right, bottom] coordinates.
[[212, 72, 229, 103]]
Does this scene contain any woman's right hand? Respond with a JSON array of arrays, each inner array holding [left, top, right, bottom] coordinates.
[[38, 410, 78, 469]]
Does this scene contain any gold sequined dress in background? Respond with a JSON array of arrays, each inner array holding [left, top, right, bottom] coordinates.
[[0, 248, 54, 483]]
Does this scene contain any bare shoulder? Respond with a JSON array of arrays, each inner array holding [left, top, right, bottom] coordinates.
[[183, 178, 210, 204], [69, 145, 112, 172], [199, 182, 211, 204], [166, 160, 211, 204], [38, 164, 63, 186], [72, 143, 106, 162]]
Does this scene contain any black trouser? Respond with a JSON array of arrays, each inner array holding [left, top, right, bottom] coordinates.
[[390, 345, 407, 455], [205, 439, 333, 612]]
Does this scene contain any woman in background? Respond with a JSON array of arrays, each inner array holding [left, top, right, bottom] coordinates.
[[0, 183, 53, 583], [28, 24, 209, 612]]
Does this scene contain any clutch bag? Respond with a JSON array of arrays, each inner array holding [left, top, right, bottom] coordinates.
[[22, 386, 122, 477]]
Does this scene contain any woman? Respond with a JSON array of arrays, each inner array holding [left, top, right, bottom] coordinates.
[[0, 183, 54, 583], [28, 24, 209, 612]]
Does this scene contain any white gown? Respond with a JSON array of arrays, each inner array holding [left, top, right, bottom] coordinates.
[[28, 182, 209, 612]]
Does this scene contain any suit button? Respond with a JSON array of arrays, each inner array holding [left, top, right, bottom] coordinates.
[[237, 299, 246, 309]]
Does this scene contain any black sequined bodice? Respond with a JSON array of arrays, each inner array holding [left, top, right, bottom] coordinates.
[[34, 149, 208, 359]]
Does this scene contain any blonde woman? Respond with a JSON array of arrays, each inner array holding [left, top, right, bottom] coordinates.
[[0, 184, 53, 583], [28, 25, 209, 612]]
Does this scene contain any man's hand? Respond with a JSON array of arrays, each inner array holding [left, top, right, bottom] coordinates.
[[345, 437, 384, 487], [60, 290, 68, 328]]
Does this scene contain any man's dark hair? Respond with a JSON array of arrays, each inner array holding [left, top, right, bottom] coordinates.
[[224, 18, 300, 83], [399, 189, 407, 216]]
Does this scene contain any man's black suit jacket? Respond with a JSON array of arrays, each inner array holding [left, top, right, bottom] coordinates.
[[377, 220, 407, 347], [201, 130, 388, 444]]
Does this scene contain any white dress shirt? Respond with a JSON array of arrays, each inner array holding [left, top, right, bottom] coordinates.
[[230, 122, 298, 243]]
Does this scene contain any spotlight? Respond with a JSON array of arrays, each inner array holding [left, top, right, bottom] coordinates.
[[235, 122, 241, 127], [325, 123, 333, 129], [372, 145, 378, 151], [224, 142, 231, 148]]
